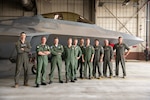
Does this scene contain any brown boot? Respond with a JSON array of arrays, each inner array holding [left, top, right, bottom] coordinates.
[[24, 83, 29, 86], [14, 84, 19, 88]]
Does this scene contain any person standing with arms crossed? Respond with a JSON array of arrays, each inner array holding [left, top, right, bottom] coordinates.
[[35, 36, 50, 87], [113, 37, 130, 78], [93, 39, 104, 79], [64, 38, 75, 83], [73, 38, 82, 80], [82, 38, 95, 79], [103, 39, 113, 78], [15, 32, 31, 88], [49, 37, 64, 84]]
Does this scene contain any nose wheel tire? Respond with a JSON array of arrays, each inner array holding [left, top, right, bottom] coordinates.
[[31, 65, 36, 74]]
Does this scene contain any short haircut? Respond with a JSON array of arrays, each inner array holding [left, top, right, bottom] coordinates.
[[54, 37, 58, 40], [104, 39, 109, 42], [68, 37, 72, 40], [20, 32, 26, 35], [74, 38, 78, 41], [41, 36, 46, 40], [80, 38, 84, 40], [86, 38, 90, 41], [118, 36, 122, 39], [95, 39, 99, 42]]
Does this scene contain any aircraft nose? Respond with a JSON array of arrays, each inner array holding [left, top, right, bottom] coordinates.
[[121, 33, 144, 46]]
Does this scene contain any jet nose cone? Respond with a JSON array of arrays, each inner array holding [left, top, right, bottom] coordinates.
[[121, 33, 144, 46]]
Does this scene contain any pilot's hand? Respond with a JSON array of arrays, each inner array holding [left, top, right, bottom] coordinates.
[[21, 48, 24, 51], [100, 58, 103, 62], [82, 59, 85, 62], [43, 51, 50, 55], [90, 59, 93, 62], [124, 54, 128, 58], [77, 57, 80, 60], [58, 53, 62, 55], [110, 59, 113, 62]]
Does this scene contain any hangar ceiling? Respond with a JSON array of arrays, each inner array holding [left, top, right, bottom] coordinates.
[[95, 0, 150, 52]]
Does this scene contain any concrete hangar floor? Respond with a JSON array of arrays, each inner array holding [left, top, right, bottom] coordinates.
[[0, 60, 150, 100]]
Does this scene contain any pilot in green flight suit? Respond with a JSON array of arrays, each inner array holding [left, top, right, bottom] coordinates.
[[78, 38, 85, 79], [15, 32, 31, 88], [35, 36, 50, 87], [103, 39, 113, 78], [82, 38, 95, 79], [73, 39, 82, 80], [49, 37, 63, 84], [93, 39, 104, 79], [113, 37, 130, 78], [64, 38, 75, 83]]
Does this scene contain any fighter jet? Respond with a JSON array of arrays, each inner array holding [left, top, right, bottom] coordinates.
[[0, 14, 143, 60]]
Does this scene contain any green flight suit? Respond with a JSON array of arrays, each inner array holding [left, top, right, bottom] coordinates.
[[49, 44, 64, 82], [35, 44, 50, 84], [103, 45, 113, 77], [64, 46, 75, 81], [113, 43, 130, 76], [74, 45, 82, 79], [78, 45, 84, 78], [83, 45, 95, 78], [15, 40, 31, 85], [93, 45, 104, 77]]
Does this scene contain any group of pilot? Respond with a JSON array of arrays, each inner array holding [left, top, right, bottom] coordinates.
[[14, 32, 130, 88]]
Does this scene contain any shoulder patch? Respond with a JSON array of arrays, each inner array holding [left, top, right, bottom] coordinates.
[[37, 46, 39, 48], [50, 46, 53, 49]]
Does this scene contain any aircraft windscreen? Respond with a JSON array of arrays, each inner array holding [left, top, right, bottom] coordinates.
[[42, 12, 93, 24]]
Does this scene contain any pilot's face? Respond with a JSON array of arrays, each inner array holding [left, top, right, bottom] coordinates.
[[74, 39, 78, 45], [104, 40, 109, 46], [54, 38, 59, 45], [20, 33, 26, 40], [41, 37, 47, 44], [68, 38, 72, 45], [95, 40, 99, 46], [86, 38, 90, 45], [118, 37, 123, 44], [80, 39, 84, 45]]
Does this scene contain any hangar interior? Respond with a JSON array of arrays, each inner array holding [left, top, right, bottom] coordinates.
[[0, 1, 150, 100], [0, 0, 150, 60]]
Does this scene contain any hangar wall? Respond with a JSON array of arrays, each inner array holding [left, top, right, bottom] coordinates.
[[0, 0, 35, 20], [96, 0, 147, 60], [36, 0, 95, 22], [0, 0, 95, 22]]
